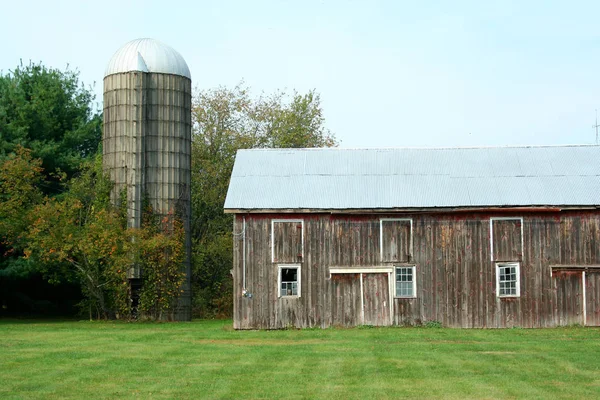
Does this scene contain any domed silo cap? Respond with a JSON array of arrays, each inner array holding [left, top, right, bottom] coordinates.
[[105, 38, 191, 79]]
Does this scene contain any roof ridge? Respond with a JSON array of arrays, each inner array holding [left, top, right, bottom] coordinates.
[[237, 144, 600, 152]]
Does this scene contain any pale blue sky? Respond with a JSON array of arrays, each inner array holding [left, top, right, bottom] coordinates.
[[2, 0, 600, 148]]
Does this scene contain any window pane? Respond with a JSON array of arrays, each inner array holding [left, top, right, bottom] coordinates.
[[396, 267, 414, 297], [282, 268, 297, 282], [498, 264, 518, 296], [280, 268, 299, 296]]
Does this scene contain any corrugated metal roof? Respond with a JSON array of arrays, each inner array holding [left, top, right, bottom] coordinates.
[[224, 145, 600, 210], [105, 38, 191, 79]]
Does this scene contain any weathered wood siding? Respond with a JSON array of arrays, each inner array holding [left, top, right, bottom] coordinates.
[[362, 273, 391, 326], [330, 274, 361, 326], [381, 219, 412, 262], [491, 218, 522, 261], [553, 270, 584, 325], [272, 220, 303, 263], [586, 272, 600, 326], [233, 212, 600, 329]]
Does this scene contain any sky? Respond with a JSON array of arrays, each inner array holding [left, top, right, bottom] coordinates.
[[2, 0, 600, 148]]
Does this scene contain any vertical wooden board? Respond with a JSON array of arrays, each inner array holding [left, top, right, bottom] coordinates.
[[381, 219, 411, 262], [553, 270, 583, 326], [585, 271, 600, 326], [492, 219, 522, 261], [362, 273, 391, 326]]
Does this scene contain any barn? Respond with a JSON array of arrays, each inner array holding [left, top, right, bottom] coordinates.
[[224, 145, 600, 329]]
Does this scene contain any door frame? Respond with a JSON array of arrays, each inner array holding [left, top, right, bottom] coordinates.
[[330, 267, 394, 324], [551, 264, 600, 326]]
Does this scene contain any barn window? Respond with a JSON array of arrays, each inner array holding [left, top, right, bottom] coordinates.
[[271, 219, 304, 263], [380, 218, 413, 262], [395, 266, 416, 298], [496, 263, 520, 297], [490, 217, 523, 262], [278, 265, 301, 297]]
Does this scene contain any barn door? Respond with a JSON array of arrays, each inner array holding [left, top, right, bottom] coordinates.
[[362, 273, 391, 326], [554, 270, 584, 326], [585, 271, 600, 326], [330, 274, 362, 327]]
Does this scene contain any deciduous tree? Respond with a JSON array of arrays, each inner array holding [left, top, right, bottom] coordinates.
[[0, 62, 102, 188], [191, 83, 336, 317]]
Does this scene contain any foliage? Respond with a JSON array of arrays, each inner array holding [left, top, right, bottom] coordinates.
[[191, 83, 337, 317], [22, 154, 186, 320], [133, 210, 187, 321], [2, 320, 600, 399], [192, 233, 233, 318], [0, 62, 102, 187], [0, 147, 44, 273], [24, 155, 125, 319], [424, 320, 443, 328], [0, 62, 101, 315]]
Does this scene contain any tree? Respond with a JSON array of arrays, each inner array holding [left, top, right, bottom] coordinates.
[[0, 146, 45, 289], [0, 147, 44, 257], [0, 62, 102, 316], [191, 83, 337, 317], [24, 155, 186, 320], [24, 155, 125, 318], [0, 62, 102, 188], [133, 210, 186, 321]]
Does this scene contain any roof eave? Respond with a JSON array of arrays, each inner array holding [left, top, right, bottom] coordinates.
[[224, 205, 600, 214]]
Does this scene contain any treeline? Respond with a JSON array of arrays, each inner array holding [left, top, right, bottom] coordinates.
[[0, 63, 336, 319]]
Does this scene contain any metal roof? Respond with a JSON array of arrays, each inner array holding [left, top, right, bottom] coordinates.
[[224, 145, 600, 211], [105, 38, 191, 79]]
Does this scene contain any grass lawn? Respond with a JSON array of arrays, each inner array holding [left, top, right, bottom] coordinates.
[[1, 320, 599, 399]]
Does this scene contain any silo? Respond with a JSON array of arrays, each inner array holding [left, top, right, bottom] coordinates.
[[103, 38, 192, 320]]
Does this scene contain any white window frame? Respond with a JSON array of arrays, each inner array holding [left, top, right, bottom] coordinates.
[[495, 262, 521, 298], [380, 218, 413, 262], [271, 219, 304, 263], [394, 265, 417, 299], [278, 264, 301, 298], [489, 217, 524, 261]]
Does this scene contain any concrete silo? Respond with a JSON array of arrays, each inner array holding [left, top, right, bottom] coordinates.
[[103, 38, 192, 320]]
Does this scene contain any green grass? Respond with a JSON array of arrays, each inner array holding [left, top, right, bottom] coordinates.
[[1, 320, 599, 399]]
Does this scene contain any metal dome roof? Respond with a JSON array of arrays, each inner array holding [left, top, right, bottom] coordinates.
[[105, 38, 191, 79]]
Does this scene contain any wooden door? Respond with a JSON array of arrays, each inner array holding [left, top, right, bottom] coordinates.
[[585, 271, 600, 326], [330, 274, 362, 327], [362, 273, 391, 326], [554, 270, 584, 326]]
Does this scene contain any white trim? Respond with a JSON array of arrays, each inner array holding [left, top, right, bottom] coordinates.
[[388, 271, 394, 323], [495, 262, 521, 297], [277, 264, 301, 298], [330, 267, 394, 275], [380, 218, 413, 262], [393, 265, 417, 298], [271, 219, 304, 263], [582, 271, 587, 326], [550, 264, 600, 269], [490, 217, 524, 262]]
